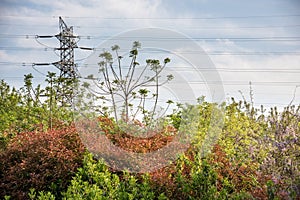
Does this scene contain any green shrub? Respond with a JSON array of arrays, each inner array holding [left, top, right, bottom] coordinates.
[[173, 153, 253, 200], [61, 153, 162, 199], [0, 80, 23, 149]]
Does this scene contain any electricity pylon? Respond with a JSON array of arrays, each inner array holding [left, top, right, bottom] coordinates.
[[35, 17, 92, 105], [53, 17, 78, 79], [53, 17, 78, 105]]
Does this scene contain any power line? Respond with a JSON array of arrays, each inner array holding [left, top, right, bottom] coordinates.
[[79, 65, 300, 72], [188, 81, 300, 86], [1, 14, 300, 19], [228, 92, 298, 96], [51, 14, 300, 19], [83, 24, 300, 30], [1, 23, 300, 30], [85, 36, 300, 42], [1, 47, 299, 56], [0, 76, 298, 86], [32, 65, 47, 76], [0, 76, 298, 101], [1, 62, 300, 73], [2, 34, 300, 41], [0, 77, 45, 79]]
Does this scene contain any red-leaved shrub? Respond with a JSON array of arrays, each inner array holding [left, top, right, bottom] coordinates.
[[0, 125, 85, 199]]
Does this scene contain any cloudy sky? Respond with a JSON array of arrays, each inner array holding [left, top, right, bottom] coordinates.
[[0, 0, 299, 109]]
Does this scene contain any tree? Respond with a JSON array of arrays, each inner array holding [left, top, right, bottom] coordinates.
[[83, 41, 174, 127]]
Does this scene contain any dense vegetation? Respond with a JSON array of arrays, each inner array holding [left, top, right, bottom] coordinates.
[[0, 46, 299, 199]]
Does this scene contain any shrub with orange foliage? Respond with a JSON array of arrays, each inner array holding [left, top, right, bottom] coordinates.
[[0, 125, 85, 199]]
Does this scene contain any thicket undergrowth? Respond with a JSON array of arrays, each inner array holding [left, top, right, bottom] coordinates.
[[0, 73, 299, 199]]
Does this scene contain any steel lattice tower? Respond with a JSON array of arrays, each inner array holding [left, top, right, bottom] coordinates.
[[53, 17, 79, 105], [53, 17, 78, 79], [35, 17, 93, 105]]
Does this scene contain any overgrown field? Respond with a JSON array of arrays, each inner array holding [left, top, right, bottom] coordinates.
[[0, 74, 299, 199]]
